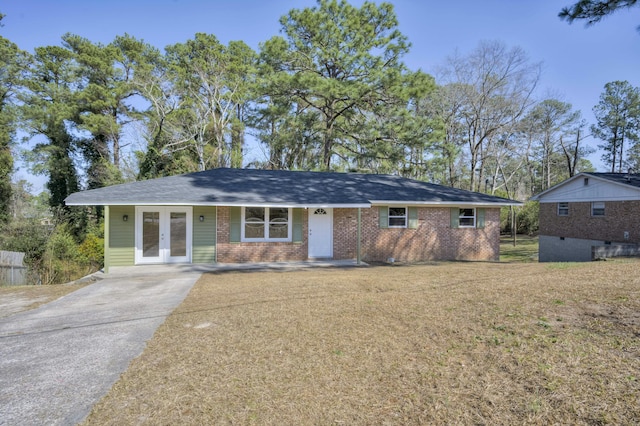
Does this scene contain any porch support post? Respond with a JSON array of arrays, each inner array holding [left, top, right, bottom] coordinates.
[[104, 205, 110, 274], [357, 207, 362, 264]]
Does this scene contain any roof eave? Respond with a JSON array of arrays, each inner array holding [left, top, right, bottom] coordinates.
[[65, 200, 372, 208], [369, 200, 521, 207], [530, 172, 640, 201]]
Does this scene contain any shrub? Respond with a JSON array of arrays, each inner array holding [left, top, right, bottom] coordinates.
[[78, 229, 104, 270], [501, 201, 539, 236]]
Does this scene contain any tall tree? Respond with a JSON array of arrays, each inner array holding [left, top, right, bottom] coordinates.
[[62, 33, 146, 189], [133, 44, 187, 178], [0, 33, 29, 223], [260, 0, 411, 170], [423, 83, 469, 187], [437, 41, 541, 191], [522, 99, 582, 189], [591, 80, 640, 172], [559, 0, 639, 27], [162, 34, 257, 171], [20, 45, 81, 216]]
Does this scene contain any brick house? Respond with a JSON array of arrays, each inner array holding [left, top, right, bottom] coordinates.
[[532, 172, 640, 262], [65, 168, 519, 270]]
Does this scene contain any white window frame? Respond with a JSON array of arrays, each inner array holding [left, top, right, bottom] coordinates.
[[388, 206, 407, 228], [241, 207, 292, 242], [557, 202, 569, 216], [459, 208, 476, 228], [591, 202, 605, 217]]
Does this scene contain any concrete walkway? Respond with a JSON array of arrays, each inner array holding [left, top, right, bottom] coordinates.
[[0, 260, 364, 425]]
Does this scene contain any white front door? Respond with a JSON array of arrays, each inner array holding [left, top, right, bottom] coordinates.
[[135, 207, 192, 264], [308, 208, 333, 258]]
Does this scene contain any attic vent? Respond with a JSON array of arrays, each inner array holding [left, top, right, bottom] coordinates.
[[584, 177, 589, 186]]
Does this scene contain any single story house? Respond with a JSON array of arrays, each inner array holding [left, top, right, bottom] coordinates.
[[65, 168, 520, 270], [532, 172, 640, 262]]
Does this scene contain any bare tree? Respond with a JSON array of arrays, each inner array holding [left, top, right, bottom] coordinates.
[[437, 41, 541, 191]]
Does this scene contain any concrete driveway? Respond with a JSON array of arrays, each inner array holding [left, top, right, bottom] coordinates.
[[0, 265, 206, 426]]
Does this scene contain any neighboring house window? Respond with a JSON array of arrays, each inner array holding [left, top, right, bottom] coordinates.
[[591, 202, 605, 217], [388, 207, 407, 228], [242, 207, 291, 241], [459, 208, 476, 227], [557, 202, 569, 216]]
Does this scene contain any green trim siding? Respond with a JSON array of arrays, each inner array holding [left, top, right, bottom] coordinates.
[[450, 208, 460, 228], [193, 206, 217, 264], [108, 205, 135, 266], [229, 206, 241, 242], [408, 207, 418, 229], [477, 208, 485, 229], [292, 208, 303, 243], [378, 206, 389, 228]]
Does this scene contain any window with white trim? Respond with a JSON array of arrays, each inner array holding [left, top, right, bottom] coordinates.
[[557, 202, 569, 216], [242, 207, 291, 241], [388, 207, 407, 228], [591, 202, 605, 217], [459, 208, 476, 227]]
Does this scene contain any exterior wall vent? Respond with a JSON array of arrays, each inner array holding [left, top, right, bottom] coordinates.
[[584, 177, 589, 186]]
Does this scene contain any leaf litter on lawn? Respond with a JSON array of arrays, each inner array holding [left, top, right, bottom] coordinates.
[[83, 260, 640, 425]]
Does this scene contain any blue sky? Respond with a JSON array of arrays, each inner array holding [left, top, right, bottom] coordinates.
[[3, 0, 639, 189]]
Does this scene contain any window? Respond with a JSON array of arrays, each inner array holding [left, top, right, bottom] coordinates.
[[242, 207, 291, 241], [557, 202, 569, 216], [388, 207, 407, 228], [591, 202, 605, 217], [459, 208, 476, 227]]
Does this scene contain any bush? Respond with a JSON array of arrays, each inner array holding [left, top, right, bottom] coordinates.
[[1, 218, 105, 285], [78, 227, 104, 270], [39, 225, 87, 285], [501, 201, 539, 236], [0, 218, 52, 264]]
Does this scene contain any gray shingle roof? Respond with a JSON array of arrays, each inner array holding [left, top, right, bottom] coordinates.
[[65, 168, 520, 207], [584, 172, 640, 188]]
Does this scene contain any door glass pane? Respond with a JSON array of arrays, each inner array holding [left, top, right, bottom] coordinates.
[[170, 212, 187, 257], [143, 212, 160, 257]]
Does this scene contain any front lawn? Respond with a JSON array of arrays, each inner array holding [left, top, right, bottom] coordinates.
[[84, 260, 639, 425], [500, 234, 538, 262]]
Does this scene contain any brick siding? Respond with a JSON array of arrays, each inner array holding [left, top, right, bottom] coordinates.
[[336, 207, 500, 262], [216, 206, 308, 262], [215, 206, 500, 263], [539, 201, 640, 244]]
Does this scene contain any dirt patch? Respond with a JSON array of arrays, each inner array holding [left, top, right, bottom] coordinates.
[[0, 284, 87, 318], [84, 260, 640, 425]]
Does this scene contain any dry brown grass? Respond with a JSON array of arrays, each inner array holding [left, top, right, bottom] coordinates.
[[0, 283, 87, 318], [84, 260, 640, 425]]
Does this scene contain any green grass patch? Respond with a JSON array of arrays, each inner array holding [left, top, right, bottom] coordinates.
[[500, 234, 538, 262]]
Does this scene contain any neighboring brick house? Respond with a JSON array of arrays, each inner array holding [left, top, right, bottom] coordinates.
[[532, 172, 640, 262], [65, 168, 518, 271]]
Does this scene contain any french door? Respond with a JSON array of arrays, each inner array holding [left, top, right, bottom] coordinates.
[[135, 207, 192, 264]]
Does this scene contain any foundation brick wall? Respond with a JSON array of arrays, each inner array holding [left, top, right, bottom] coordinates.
[[216, 206, 308, 262], [215, 206, 500, 263], [539, 201, 640, 244]]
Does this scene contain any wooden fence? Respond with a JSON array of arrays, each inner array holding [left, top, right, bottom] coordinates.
[[0, 250, 28, 286]]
